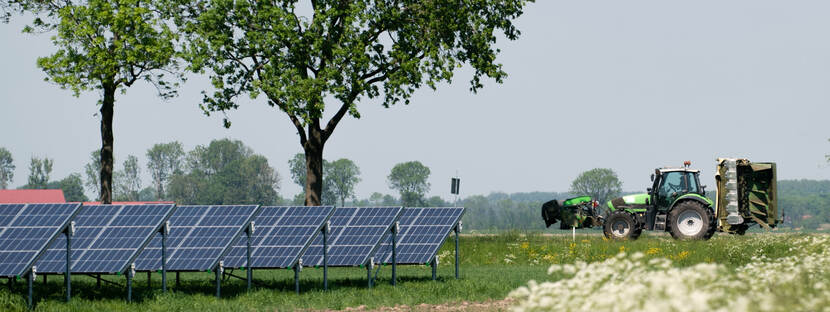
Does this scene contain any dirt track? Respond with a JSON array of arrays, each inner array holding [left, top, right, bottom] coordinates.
[[318, 299, 514, 312]]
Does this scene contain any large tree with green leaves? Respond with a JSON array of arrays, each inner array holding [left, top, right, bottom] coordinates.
[[175, 0, 532, 205], [18, 0, 181, 203], [388, 161, 430, 207], [146, 141, 185, 200], [327, 158, 361, 206], [0, 147, 14, 189], [570, 168, 623, 211]]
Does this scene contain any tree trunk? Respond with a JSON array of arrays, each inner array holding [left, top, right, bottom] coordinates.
[[99, 81, 116, 204], [303, 124, 325, 206]]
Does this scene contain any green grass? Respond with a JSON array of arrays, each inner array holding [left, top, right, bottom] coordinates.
[[0, 232, 807, 311]]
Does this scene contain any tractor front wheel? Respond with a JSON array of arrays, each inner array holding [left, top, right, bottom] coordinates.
[[603, 210, 641, 240], [668, 201, 716, 240]]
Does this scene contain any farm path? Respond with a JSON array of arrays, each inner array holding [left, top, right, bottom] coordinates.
[[313, 298, 514, 312]]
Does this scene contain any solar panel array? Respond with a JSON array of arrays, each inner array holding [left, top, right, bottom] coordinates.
[[134, 205, 259, 271], [0, 203, 81, 277], [224, 206, 334, 269], [302, 207, 403, 267], [36, 204, 176, 274], [374, 207, 464, 264]]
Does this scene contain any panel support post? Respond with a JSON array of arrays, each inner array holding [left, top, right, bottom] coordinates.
[[27, 268, 34, 309], [392, 221, 398, 286], [431, 257, 437, 281], [126, 264, 134, 302], [246, 221, 253, 291], [65, 221, 73, 303], [43, 274, 47, 285], [293, 262, 301, 294], [161, 221, 168, 293], [322, 221, 329, 291], [215, 261, 223, 298], [96, 274, 101, 288], [455, 221, 461, 279], [147, 271, 151, 288], [175, 272, 180, 289], [366, 258, 374, 289]]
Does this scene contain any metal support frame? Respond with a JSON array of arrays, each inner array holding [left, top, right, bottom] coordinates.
[[65, 221, 73, 303], [27, 267, 35, 309], [147, 271, 151, 288], [96, 274, 101, 288], [43, 274, 46, 285], [126, 264, 134, 302], [322, 221, 329, 291], [293, 260, 301, 294], [161, 220, 168, 293], [391, 222, 398, 286], [367, 257, 374, 289], [431, 257, 437, 281], [246, 221, 253, 291], [455, 221, 461, 279], [215, 261, 223, 298]]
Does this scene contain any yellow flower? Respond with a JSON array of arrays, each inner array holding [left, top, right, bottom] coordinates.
[[521, 242, 530, 249], [646, 247, 662, 255], [619, 246, 626, 253]]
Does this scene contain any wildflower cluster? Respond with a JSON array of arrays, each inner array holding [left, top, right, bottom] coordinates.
[[509, 234, 830, 312]]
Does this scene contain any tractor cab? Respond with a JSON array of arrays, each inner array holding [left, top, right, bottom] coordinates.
[[649, 161, 705, 211]]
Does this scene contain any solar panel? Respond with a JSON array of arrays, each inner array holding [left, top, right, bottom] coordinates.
[[134, 205, 260, 272], [224, 206, 334, 269], [374, 207, 465, 264], [36, 204, 176, 274], [0, 203, 81, 278], [301, 207, 403, 267]]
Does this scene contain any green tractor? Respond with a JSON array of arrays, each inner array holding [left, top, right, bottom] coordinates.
[[603, 162, 715, 240], [541, 159, 779, 240]]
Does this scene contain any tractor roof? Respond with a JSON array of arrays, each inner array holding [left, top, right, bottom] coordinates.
[[657, 167, 700, 173]]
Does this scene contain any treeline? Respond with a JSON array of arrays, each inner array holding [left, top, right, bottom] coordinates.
[[779, 180, 830, 230]]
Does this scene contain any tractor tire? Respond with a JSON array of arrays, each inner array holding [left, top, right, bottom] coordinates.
[[603, 210, 640, 240], [668, 201, 716, 240]]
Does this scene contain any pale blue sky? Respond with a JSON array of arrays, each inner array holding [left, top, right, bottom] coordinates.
[[1, 0, 829, 200]]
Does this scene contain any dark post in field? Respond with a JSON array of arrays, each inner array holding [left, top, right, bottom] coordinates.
[[246, 221, 253, 291], [27, 268, 34, 309], [392, 222, 398, 286], [323, 221, 329, 291], [65, 221, 73, 302], [455, 221, 461, 279], [161, 221, 168, 293]]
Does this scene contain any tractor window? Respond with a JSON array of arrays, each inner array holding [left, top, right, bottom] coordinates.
[[658, 172, 684, 197], [685, 172, 700, 193]]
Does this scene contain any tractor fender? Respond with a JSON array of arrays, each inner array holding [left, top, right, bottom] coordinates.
[[671, 194, 713, 211]]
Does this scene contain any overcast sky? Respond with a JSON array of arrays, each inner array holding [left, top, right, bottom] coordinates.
[[1, 0, 829, 201]]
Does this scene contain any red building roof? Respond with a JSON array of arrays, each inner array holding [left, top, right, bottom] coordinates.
[[0, 189, 66, 203], [82, 201, 175, 205]]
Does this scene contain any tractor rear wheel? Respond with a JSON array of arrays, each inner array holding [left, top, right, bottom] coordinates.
[[668, 201, 716, 240], [603, 210, 641, 240]]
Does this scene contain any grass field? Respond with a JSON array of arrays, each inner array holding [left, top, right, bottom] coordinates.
[[1, 232, 827, 311]]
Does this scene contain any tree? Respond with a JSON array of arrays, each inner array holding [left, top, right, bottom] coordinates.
[[114, 155, 141, 201], [27, 156, 53, 189], [167, 139, 281, 205], [388, 161, 431, 207], [146, 141, 185, 200], [0, 147, 14, 189], [52, 173, 89, 202], [19, 0, 181, 204], [288, 153, 335, 205], [174, 0, 532, 205], [84, 150, 102, 198], [569, 168, 623, 211], [327, 159, 361, 206]]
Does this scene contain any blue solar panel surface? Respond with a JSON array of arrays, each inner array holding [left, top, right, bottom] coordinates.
[[302, 207, 402, 267], [224, 206, 334, 269], [375, 207, 464, 264], [134, 205, 259, 271], [0, 203, 81, 277], [36, 204, 176, 274]]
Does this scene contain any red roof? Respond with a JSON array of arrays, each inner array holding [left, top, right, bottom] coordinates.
[[82, 201, 176, 205], [0, 189, 66, 203]]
